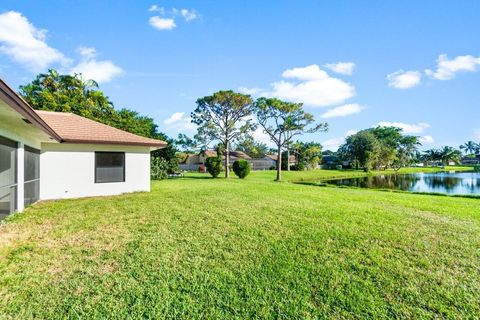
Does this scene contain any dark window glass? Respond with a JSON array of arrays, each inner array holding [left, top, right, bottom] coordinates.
[[95, 152, 125, 183]]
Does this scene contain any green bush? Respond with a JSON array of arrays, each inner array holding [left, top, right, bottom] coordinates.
[[151, 157, 169, 180], [232, 159, 251, 179], [205, 156, 223, 178]]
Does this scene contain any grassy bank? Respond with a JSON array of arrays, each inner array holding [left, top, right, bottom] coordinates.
[[0, 169, 479, 318]]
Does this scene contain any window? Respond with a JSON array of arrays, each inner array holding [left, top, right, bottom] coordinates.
[[95, 152, 125, 183]]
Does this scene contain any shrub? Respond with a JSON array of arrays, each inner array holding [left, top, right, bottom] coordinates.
[[232, 159, 251, 179], [205, 156, 223, 178], [151, 157, 169, 180]]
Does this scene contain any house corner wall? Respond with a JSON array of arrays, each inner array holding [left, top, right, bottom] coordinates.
[[40, 143, 151, 200]]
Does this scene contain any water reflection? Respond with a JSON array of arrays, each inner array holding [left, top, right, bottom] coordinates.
[[325, 172, 480, 196]]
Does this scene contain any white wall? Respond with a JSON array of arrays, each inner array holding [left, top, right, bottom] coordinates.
[[40, 143, 151, 200]]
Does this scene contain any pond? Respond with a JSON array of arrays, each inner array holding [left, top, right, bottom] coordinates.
[[324, 172, 480, 196]]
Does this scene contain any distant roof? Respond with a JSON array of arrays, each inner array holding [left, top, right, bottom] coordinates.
[[266, 154, 296, 162], [203, 150, 252, 160], [36, 110, 167, 147]]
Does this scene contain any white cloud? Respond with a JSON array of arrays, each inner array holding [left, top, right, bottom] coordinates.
[[322, 137, 344, 151], [322, 130, 357, 151], [426, 54, 480, 80], [321, 103, 365, 119], [387, 70, 421, 89], [252, 127, 274, 147], [419, 135, 434, 144], [77, 46, 96, 59], [0, 11, 68, 71], [149, 16, 176, 30], [149, 5, 160, 12], [254, 65, 355, 107], [377, 121, 430, 134], [324, 62, 355, 75], [148, 6, 197, 30], [70, 46, 123, 83], [163, 112, 196, 131], [70, 59, 123, 83], [238, 86, 262, 95], [164, 112, 186, 125], [181, 9, 198, 21], [282, 64, 329, 80]]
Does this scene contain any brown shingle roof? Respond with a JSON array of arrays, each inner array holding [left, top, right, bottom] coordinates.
[[201, 150, 252, 160], [36, 110, 166, 147]]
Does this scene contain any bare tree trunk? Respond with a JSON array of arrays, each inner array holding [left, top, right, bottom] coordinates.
[[276, 146, 282, 181], [225, 141, 230, 178], [287, 148, 290, 171]]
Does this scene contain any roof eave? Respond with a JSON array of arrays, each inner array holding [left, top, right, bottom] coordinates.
[[0, 79, 63, 142], [61, 139, 167, 148]]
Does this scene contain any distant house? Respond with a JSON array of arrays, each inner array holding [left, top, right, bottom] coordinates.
[[461, 156, 480, 165], [180, 150, 252, 171], [179, 150, 295, 171], [264, 154, 297, 169], [0, 79, 166, 219]]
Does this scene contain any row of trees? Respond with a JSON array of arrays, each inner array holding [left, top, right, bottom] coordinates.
[[191, 91, 328, 181], [422, 146, 463, 164], [19, 70, 476, 180]]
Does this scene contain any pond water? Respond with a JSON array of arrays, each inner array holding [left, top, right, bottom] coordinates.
[[324, 172, 480, 196]]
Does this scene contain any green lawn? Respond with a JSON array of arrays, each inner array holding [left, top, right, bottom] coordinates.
[[1, 168, 479, 319]]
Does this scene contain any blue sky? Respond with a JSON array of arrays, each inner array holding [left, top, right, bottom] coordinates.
[[1, 1, 479, 150]]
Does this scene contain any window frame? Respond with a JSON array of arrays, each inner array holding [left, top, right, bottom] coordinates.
[[94, 152, 126, 184]]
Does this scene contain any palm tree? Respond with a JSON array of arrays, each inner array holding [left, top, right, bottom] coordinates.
[[423, 149, 441, 162], [460, 141, 479, 155], [439, 146, 462, 165]]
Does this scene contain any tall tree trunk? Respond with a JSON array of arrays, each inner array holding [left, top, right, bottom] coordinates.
[[276, 145, 282, 181], [287, 148, 290, 171], [225, 141, 230, 178]]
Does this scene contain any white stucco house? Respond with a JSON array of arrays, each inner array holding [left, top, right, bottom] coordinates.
[[0, 79, 166, 219]]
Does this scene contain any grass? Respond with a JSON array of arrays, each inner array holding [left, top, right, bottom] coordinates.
[[0, 168, 479, 319]]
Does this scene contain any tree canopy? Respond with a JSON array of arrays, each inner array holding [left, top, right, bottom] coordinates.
[[254, 97, 328, 180], [20, 69, 162, 140], [235, 135, 269, 159], [339, 126, 421, 171], [290, 141, 323, 170], [191, 90, 256, 178]]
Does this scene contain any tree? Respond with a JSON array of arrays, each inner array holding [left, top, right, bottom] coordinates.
[[191, 91, 256, 178], [338, 131, 381, 171], [254, 97, 328, 181], [290, 141, 323, 170], [438, 146, 462, 165], [393, 135, 421, 170], [112, 108, 160, 138], [235, 135, 269, 158], [423, 149, 441, 164], [175, 134, 203, 153], [365, 126, 420, 169], [460, 141, 479, 155], [151, 133, 179, 175], [20, 69, 116, 123], [20, 69, 161, 139]]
